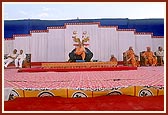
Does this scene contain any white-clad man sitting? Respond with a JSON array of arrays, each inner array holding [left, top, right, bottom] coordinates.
[[4, 49, 18, 68], [15, 49, 26, 68]]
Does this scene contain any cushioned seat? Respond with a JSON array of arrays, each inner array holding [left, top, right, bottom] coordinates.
[[140, 51, 146, 66], [22, 54, 31, 68], [154, 52, 164, 66], [69, 48, 93, 62]]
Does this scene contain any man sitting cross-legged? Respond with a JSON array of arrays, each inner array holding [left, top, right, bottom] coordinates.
[[4, 49, 18, 68], [15, 49, 26, 68]]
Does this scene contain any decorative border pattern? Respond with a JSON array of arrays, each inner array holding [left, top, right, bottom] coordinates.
[[5, 86, 164, 100]]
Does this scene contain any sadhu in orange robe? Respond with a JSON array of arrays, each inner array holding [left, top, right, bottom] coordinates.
[[110, 55, 118, 67], [75, 44, 86, 60], [142, 51, 157, 66], [125, 49, 138, 67], [110, 56, 118, 63]]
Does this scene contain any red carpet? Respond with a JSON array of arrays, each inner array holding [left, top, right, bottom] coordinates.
[[4, 95, 164, 111], [18, 66, 137, 72]]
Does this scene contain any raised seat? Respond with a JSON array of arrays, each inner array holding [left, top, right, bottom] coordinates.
[[154, 52, 164, 66], [140, 51, 146, 66], [22, 54, 31, 68], [69, 47, 93, 62]]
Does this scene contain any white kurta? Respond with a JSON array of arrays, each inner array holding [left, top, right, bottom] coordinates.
[[155, 50, 164, 57], [15, 53, 26, 68], [4, 53, 18, 67]]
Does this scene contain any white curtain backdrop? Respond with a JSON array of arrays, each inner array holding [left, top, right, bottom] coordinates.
[[30, 32, 48, 62], [118, 31, 136, 61], [152, 38, 165, 52], [4, 40, 14, 54], [135, 34, 153, 57], [13, 36, 30, 54], [98, 28, 119, 61], [47, 29, 65, 62], [4, 23, 164, 62]]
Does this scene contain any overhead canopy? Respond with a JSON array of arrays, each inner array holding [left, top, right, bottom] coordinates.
[[4, 18, 164, 38]]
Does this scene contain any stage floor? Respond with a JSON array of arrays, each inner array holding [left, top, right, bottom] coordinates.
[[4, 66, 164, 100]]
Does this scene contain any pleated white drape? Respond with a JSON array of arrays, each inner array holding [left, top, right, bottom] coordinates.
[[118, 31, 136, 61], [4, 40, 14, 54], [4, 24, 164, 62], [30, 32, 48, 62], [98, 28, 119, 61], [47, 29, 65, 62], [13, 36, 31, 54]]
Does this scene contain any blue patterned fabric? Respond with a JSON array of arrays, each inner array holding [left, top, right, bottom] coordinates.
[[4, 18, 164, 38]]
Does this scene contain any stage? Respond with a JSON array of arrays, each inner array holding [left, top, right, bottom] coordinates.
[[4, 63, 164, 101], [18, 62, 137, 72]]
